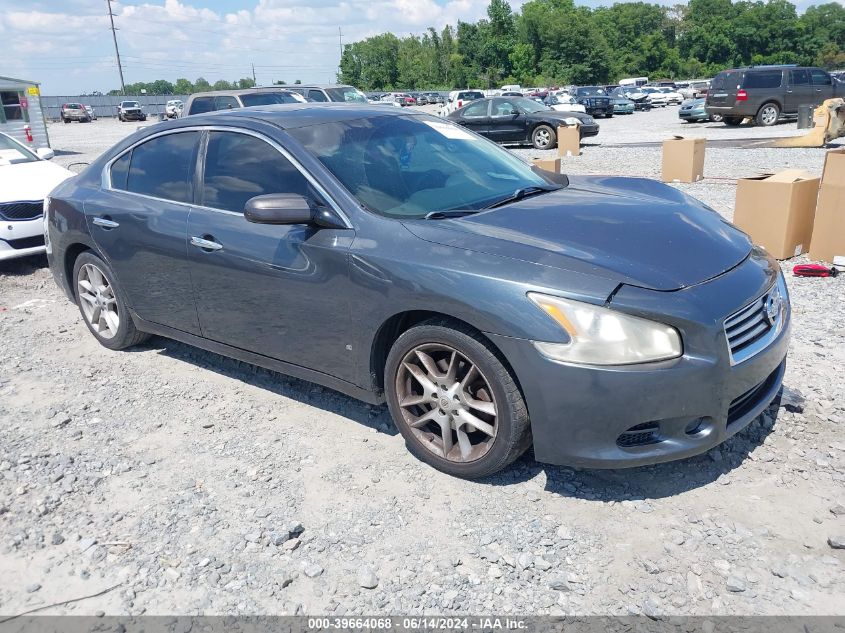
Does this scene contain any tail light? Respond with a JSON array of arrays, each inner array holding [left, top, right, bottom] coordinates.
[[736, 90, 748, 102], [24, 125, 33, 143], [457, 100, 463, 108]]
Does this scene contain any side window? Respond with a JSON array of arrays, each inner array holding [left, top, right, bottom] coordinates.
[[214, 96, 239, 110], [308, 90, 328, 102], [810, 69, 832, 86], [790, 70, 810, 85], [743, 71, 783, 89], [110, 151, 131, 190], [1, 91, 26, 123], [188, 97, 214, 115], [201, 132, 314, 213], [462, 101, 489, 117], [493, 100, 518, 116], [126, 132, 200, 203]]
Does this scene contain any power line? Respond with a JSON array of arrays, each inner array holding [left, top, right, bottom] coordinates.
[[106, 0, 126, 94]]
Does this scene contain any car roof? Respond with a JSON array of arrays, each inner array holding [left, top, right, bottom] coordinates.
[[189, 87, 298, 98], [289, 84, 355, 89], [164, 102, 412, 130]]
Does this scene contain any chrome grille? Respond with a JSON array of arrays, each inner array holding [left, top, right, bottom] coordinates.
[[724, 277, 786, 365], [0, 201, 43, 221]]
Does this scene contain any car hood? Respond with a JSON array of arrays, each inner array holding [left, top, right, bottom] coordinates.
[[0, 160, 75, 202], [403, 175, 751, 292]]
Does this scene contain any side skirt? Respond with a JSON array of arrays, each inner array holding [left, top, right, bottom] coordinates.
[[130, 311, 385, 405]]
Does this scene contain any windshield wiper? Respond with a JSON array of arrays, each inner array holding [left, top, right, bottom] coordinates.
[[423, 210, 482, 220], [483, 185, 561, 210]]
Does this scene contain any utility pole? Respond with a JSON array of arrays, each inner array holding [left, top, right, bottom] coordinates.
[[338, 26, 343, 61], [106, 0, 126, 95], [252, 63, 257, 86]]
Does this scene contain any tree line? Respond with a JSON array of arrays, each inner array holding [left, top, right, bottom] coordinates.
[[106, 78, 303, 96], [338, 0, 845, 90]]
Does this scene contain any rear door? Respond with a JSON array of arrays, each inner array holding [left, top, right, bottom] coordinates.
[[810, 69, 835, 104], [85, 131, 202, 334], [785, 69, 814, 113], [743, 70, 784, 112], [706, 70, 744, 107]]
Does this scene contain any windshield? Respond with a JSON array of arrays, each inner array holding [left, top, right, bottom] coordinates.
[[513, 97, 547, 113], [122, 101, 140, 108], [577, 87, 606, 96], [0, 133, 38, 165], [326, 87, 368, 103], [288, 114, 553, 219], [458, 91, 484, 101]]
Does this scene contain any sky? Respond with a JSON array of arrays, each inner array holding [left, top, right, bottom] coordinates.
[[0, 0, 833, 95]]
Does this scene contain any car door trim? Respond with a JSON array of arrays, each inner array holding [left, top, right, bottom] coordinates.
[[101, 125, 352, 229]]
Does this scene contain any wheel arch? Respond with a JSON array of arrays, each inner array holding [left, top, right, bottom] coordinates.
[[63, 242, 96, 299], [368, 310, 523, 398], [757, 99, 782, 115]]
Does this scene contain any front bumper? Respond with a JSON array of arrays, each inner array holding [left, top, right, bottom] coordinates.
[[579, 124, 600, 138], [679, 109, 707, 120], [121, 111, 146, 120], [487, 251, 789, 468], [0, 217, 45, 260]]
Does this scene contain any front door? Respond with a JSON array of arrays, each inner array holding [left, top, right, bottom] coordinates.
[[809, 69, 835, 106], [186, 129, 356, 378], [785, 69, 814, 114], [487, 99, 529, 143], [85, 130, 202, 334], [456, 100, 490, 136]]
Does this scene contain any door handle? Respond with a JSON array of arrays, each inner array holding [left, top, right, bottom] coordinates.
[[190, 235, 223, 251], [92, 217, 119, 229]]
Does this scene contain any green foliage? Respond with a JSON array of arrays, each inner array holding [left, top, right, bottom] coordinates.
[[108, 76, 262, 96], [337, 0, 845, 89]]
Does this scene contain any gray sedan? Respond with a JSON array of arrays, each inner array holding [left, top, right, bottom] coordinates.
[[45, 104, 789, 478]]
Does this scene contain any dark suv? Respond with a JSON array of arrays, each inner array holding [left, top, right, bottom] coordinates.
[[574, 87, 613, 118], [705, 65, 844, 126]]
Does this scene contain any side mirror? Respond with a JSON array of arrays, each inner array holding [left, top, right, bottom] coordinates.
[[36, 147, 55, 161], [511, 109, 520, 115], [245, 193, 314, 225]]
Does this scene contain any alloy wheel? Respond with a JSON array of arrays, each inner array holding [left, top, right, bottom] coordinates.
[[761, 106, 778, 126], [77, 263, 120, 339], [533, 128, 551, 149], [395, 343, 498, 463]]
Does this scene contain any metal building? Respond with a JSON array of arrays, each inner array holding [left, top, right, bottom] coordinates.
[[0, 75, 50, 149]]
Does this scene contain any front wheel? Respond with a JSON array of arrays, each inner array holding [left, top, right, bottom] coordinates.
[[723, 116, 744, 126], [756, 103, 780, 127], [709, 113, 723, 123], [73, 252, 150, 351], [531, 124, 556, 150], [385, 321, 532, 479]]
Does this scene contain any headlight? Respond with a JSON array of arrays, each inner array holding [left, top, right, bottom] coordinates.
[[562, 117, 581, 126], [527, 293, 683, 365]]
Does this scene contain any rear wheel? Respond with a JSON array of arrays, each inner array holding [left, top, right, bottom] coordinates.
[[73, 252, 150, 351], [385, 321, 531, 479], [531, 124, 556, 150], [756, 102, 780, 127], [709, 113, 723, 122]]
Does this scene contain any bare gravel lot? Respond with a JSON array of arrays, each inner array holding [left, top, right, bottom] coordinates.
[[1, 107, 844, 617]]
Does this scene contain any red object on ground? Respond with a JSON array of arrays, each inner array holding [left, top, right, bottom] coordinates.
[[793, 264, 839, 277], [24, 125, 33, 143]]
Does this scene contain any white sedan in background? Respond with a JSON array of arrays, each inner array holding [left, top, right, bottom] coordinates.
[[640, 87, 669, 107], [0, 132, 74, 261], [657, 87, 685, 105], [547, 93, 587, 113]]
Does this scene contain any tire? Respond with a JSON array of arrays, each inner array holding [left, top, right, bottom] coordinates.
[[605, 112, 613, 118], [709, 113, 723, 123], [531, 124, 556, 150], [72, 252, 150, 351], [384, 319, 532, 479], [723, 116, 744, 126], [118, 115, 124, 122], [756, 102, 780, 127], [62, 118, 69, 124]]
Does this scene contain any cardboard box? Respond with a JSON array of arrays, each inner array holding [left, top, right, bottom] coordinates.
[[809, 148, 845, 263], [557, 125, 580, 157], [661, 136, 705, 183], [532, 157, 561, 173], [734, 170, 820, 259]]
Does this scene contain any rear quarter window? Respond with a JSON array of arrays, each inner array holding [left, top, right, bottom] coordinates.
[[189, 97, 214, 115], [743, 71, 783, 89]]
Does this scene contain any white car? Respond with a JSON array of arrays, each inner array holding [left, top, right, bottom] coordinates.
[[547, 93, 586, 113], [0, 132, 74, 261], [640, 87, 669, 107], [165, 100, 183, 118], [440, 89, 486, 116], [657, 87, 684, 105]]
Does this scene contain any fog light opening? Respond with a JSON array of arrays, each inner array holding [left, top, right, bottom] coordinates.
[[685, 417, 709, 436]]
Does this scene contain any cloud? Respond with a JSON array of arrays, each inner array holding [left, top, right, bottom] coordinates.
[[0, 0, 518, 94]]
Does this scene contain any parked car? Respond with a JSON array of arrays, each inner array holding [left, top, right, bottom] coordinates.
[[0, 131, 73, 261], [679, 98, 722, 123], [411, 93, 429, 105], [183, 89, 306, 116], [677, 80, 710, 100], [288, 84, 369, 104], [657, 87, 684, 105], [573, 87, 613, 117], [84, 105, 97, 121], [44, 104, 791, 478], [612, 87, 652, 110], [61, 103, 91, 123], [165, 100, 184, 119], [426, 92, 445, 104], [640, 87, 669, 107], [610, 95, 635, 114], [706, 65, 844, 126], [441, 90, 485, 116], [447, 96, 598, 149], [544, 93, 586, 114], [117, 101, 146, 122]]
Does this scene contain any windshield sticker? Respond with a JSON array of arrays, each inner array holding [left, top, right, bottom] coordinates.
[[422, 120, 479, 141]]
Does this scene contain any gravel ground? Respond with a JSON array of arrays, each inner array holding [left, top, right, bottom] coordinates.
[[1, 106, 844, 617]]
